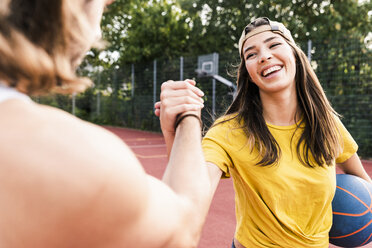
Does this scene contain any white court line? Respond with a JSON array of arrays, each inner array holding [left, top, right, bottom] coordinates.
[[135, 154, 167, 159], [124, 137, 164, 141], [129, 144, 166, 149]]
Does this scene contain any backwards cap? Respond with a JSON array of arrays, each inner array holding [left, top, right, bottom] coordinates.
[[238, 17, 295, 58]]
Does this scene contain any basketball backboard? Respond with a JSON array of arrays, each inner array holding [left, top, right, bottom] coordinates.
[[197, 53, 219, 76]]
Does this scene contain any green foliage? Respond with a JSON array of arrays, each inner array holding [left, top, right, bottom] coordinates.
[[33, 94, 72, 113], [177, 0, 372, 54], [71, 0, 372, 158], [90, 0, 371, 65], [312, 38, 372, 158], [101, 0, 191, 63]]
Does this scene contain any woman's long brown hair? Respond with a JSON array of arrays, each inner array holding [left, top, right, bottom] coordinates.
[[218, 18, 342, 167]]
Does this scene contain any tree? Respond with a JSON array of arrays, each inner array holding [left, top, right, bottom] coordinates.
[[176, 0, 372, 54], [74, 0, 372, 157], [101, 0, 192, 64], [96, 0, 371, 64]]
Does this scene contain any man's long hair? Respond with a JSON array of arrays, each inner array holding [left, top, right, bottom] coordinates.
[[0, 0, 95, 95]]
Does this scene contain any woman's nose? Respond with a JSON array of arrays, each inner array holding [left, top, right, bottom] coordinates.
[[259, 51, 272, 63]]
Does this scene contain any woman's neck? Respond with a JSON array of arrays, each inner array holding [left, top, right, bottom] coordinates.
[[260, 88, 300, 126]]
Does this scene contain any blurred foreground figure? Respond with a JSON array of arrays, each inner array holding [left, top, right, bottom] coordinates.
[[0, 1, 212, 247]]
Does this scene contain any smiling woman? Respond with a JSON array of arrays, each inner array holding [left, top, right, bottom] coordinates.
[[156, 16, 372, 248], [202, 17, 372, 248], [242, 32, 297, 96]]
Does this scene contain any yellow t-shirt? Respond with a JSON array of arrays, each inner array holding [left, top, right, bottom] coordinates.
[[202, 116, 358, 248]]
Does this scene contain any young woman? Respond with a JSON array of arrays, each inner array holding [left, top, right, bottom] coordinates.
[[156, 17, 371, 248], [0, 1, 210, 247]]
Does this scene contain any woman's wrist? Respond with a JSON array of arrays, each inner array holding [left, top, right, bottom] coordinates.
[[174, 113, 202, 131]]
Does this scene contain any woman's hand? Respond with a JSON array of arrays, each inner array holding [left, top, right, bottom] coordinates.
[[338, 153, 372, 183], [154, 79, 204, 156]]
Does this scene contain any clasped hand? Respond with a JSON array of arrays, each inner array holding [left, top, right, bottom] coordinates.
[[154, 79, 204, 137]]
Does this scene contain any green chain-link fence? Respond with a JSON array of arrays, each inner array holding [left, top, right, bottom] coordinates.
[[35, 38, 372, 158]]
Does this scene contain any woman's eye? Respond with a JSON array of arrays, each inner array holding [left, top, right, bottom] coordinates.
[[246, 53, 255, 60], [270, 43, 281, 48]]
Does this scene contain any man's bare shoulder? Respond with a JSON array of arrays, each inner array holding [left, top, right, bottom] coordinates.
[[0, 100, 151, 247], [0, 100, 138, 167]]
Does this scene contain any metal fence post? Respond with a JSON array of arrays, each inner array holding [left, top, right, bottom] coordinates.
[[180, 56, 184, 81], [113, 69, 117, 118], [307, 40, 312, 62], [96, 72, 101, 116], [72, 92, 76, 116], [153, 59, 157, 108], [212, 78, 216, 119], [212, 52, 219, 120], [131, 63, 135, 97]]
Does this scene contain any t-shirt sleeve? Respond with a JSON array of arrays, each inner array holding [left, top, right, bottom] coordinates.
[[335, 118, 358, 164], [202, 123, 233, 178]]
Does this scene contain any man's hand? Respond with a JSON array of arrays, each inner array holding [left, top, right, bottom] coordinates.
[[154, 79, 204, 156], [154, 79, 204, 135]]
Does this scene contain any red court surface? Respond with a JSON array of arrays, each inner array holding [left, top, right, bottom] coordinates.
[[104, 126, 372, 248]]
